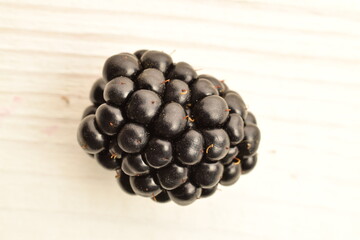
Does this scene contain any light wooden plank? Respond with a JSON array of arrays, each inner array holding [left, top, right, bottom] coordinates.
[[0, 0, 359, 239]]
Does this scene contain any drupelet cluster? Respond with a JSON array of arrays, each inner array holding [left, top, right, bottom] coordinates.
[[77, 50, 261, 206]]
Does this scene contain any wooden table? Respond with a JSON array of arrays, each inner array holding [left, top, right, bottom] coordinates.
[[1, 0, 359, 239]]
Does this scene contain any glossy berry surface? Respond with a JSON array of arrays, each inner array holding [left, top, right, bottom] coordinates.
[[95, 150, 122, 170], [221, 146, 239, 165], [144, 138, 173, 168], [168, 182, 201, 206], [126, 89, 162, 125], [117, 123, 149, 153], [134, 49, 148, 59], [175, 129, 204, 165], [225, 113, 245, 145], [141, 50, 173, 73], [190, 78, 219, 103], [103, 77, 134, 106], [192, 162, 224, 189], [200, 185, 218, 198], [163, 79, 190, 105], [152, 191, 170, 203], [77, 49, 261, 206], [102, 53, 140, 81], [237, 123, 261, 157], [193, 95, 230, 128], [130, 174, 162, 197], [168, 62, 197, 84], [241, 154, 258, 174], [153, 102, 187, 138], [116, 170, 135, 195], [224, 91, 248, 120], [82, 105, 97, 119], [157, 163, 188, 190], [121, 154, 150, 176], [77, 115, 107, 154], [220, 161, 241, 186], [198, 74, 226, 95], [136, 68, 165, 95], [95, 103, 124, 136], [90, 79, 106, 106]]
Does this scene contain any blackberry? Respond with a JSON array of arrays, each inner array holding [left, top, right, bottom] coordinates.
[[193, 95, 229, 128], [77, 115, 107, 154], [152, 190, 170, 203], [102, 53, 140, 81], [157, 163, 188, 190], [77, 50, 261, 206], [103, 77, 135, 107], [89, 78, 106, 106], [140, 50, 173, 73], [144, 138, 173, 168], [121, 154, 150, 176], [95, 149, 121, 170], [82, 105, 97, 119], [200, 184, 218, 198]]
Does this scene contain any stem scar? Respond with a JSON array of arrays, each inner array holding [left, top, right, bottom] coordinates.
[[161, 79, 170, 84], [233, 158, 241, 165], [183, 115, 195, 122], [206, 144, 214, 154]]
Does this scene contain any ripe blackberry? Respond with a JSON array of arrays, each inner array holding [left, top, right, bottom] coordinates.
[[77, 50, 261, 206]]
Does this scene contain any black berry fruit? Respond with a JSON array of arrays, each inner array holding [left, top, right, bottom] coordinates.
[[152, 190, 170, 203], [136, 68, 166, 95], [221, 146, 239, 165], [126, 89, 162, 125], [157, 163, 188, 190], [192, 161, 224, 189], [193, 95, 229, 128], [190, 78, 219, 103], [168, 182, 201, 206], [237, 123, 261, 157], [130, 174, 162, 197], [220, 161, 241, 186], [198, 74, 226, 95], [77, 115, 107, 154], [224, 91, 248, 119], [90, 78, 106, 106], [82, 105, 97, 119], [77, 50, 261, 206], [200, 184, 218, 198], [134, 49, 148, 59], [116, 170, 135, 195], [144, 138, 172, 168], [103, 53, 140, 81], [168, 62, 197, 83], [153, 102, 186, 138], [117, 123, 149, 153], [95, 150, 121, 170], [103, 77, 135, 106], [202, 129, 230, 161], [225, 113, 245, 145], [245, 111, 257, 125], [95, 103, 124, 136], [141, 50, 173, 73], [241, 154, 258, 174], [175, 129, 204, 165], [121, 154, 150, 176], [163, 79, 190, 105]]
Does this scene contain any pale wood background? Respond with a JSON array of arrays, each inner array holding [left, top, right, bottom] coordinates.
[[0, 0, 359, 239]]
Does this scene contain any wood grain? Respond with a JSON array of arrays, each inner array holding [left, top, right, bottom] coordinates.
[[0, 0, 359, 239]]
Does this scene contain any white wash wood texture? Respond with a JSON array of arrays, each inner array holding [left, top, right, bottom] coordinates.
[[0, 0, 359, 239]]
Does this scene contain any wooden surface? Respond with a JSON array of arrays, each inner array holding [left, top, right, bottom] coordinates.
[[1, 0, 360, 239]]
